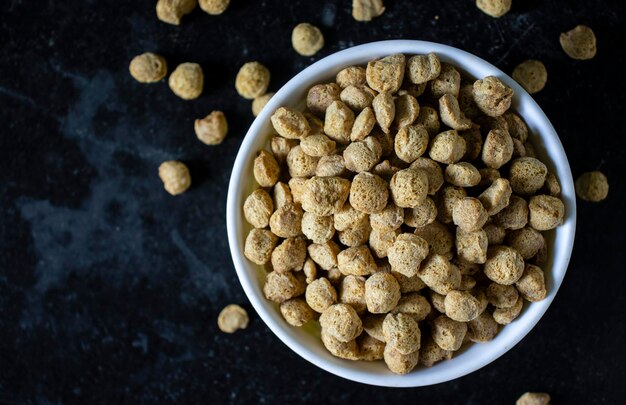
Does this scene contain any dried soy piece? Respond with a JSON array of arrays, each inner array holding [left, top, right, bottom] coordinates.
[[325, 101, 356, 144], [217, 304, 249, 333], [236, 62, 271, 99], [169, 63, 204, 100], [560, 25, 597, 60], [158, 160, 191, 195], [528, 195, 565, 230], [512, 60, 548, 94], [199, 0, 230, 15], [484, 246, 524, 285], [129, 52, 167, 83], [254, 150, 280, 187], [271, 107, 310, 139], [352, 0, 385, 22], [575, 171, 609, 202], [365, 272, 401, 314], [263, 271, 306, 303], [372, 92, 396, 133], [475, 0, 511, 18], [384, 344, 419, 375], [439, 94, 472, 130], [383, 313, 421, 354], [429, 130, 466, 165], [243, 189, 273, 229], [280, 299, 316, 326], [156, 0, 197, 25], [306, 278, 338, 313], [252, 93, 275, 117], [272, 182, 292, 208], [195, 111, 228, 145], [516, 392, 551, 405], [367, 54, 405, 94], [292, 23, 325, 56], [244, 229, 278, 265], [431, 314, 467, 351], [509, 157, 548, 195], [429, 63, 461, 99], [319, 303, 363, 342], [407, 53, 441, 84], [473, 76, 513, 117]]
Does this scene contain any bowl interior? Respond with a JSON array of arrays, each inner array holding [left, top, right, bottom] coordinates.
[[227, 40, 576, 387]]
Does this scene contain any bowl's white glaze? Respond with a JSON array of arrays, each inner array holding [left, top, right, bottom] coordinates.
[[226, 40, 576, 387]]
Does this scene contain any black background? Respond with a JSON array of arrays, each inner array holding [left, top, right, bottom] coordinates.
[[1, 0, 625, 403]]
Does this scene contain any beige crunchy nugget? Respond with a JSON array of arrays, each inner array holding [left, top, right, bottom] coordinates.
[[394, 94, 420, 128], [319, 303, 363, 342], [306, 277, 338, 313], [307, 83, 341, 117], [431, 314, 467, 351], [344, 136, 383, 173], [337, 246, 377, 276], [365, 272, 401, 313], [271, 238, 307, 273], [253, 150, 280, 187], [407, 53, 441, 84], [484, 245, 524, 285], [325, 101, 355, 144], [493, 195, 528, 230], [169, 63, 203, 100], [429, 130, 466, 164], [263, 271, 306, 303], [439, 94, 472, 130], [292, 23, 324, 56], [528, 195, 565, 230], [252, 92, 274, 117], [280, 298, 316, 326], [129, 52, 167, 83], [336, 66, 367, 88], [244, 189, 274, 229], [516, 392, 551, 405], [560, 25, 596, 60], [512, 60, 548, 94], [388, 233, 430, 277], [372, 91, 396, 134], [476, 0, 511, 18], [236, 62, 270, 99], [159, 160, 191, 195], [271, 107, 310, 139], [473, 76, 513, 117], [390, 168, 429, 208], [244, 228, 278, 265], [156, 0, 196, 25], [199, 0, 230, 15], [218, 304, 249, 333], [195, 111, 228, 145], [575, 171, 609, 201], [383, 313, 421, 355], [341, 85, 375, 112], [384, 345, 419, 375], [350, 172, 389, 213], [339, 275, 367, 313], [405, 197, 437, 228], [429, 63, 461, 98], [352, 0, 385, 22], [414, 221, 454, 258], [395, 125, 429, 163], [366, 54, 405, 93]]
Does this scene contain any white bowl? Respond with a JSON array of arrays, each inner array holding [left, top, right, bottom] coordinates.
[[226, 40, 576, 387]]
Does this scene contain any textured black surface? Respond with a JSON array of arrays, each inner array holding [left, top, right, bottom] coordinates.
[[1, 0, 625, 403]]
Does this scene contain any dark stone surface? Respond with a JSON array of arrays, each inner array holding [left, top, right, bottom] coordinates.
[[1, 0, 625, 403]]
